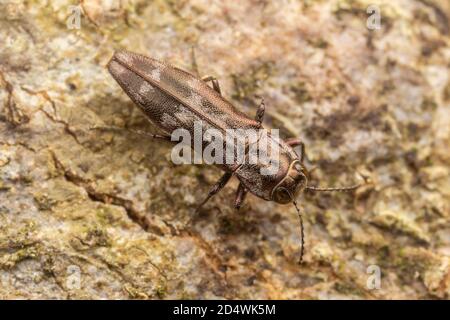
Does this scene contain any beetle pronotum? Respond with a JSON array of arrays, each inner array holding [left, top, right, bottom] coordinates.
[[104, 50, 364, 263]]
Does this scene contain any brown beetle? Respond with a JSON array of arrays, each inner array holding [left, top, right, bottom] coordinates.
[[106, 50, 363, 263]]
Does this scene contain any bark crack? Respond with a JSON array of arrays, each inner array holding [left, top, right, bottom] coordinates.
[[49, 150, 153, 233], [20, 86, 84, 147]]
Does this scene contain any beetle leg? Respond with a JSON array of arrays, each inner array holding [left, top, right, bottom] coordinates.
[[234, 183, 247, 210], [196, 171, 233, 211], [90, 125, 172, 141], [201, 75, 222, 95], [285, 138, 307, 163], [255, 98, 265, 127]]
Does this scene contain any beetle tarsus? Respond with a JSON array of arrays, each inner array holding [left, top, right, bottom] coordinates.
[[305, 183, 361, 193], [202, 75, 222, 95], [234, 183, 247, 209]]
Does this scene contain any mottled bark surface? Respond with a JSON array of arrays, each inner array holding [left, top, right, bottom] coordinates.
[[0, 0, 449, 299]]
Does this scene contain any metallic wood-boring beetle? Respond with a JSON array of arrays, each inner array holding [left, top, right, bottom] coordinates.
[[106, 50, 363, 263]]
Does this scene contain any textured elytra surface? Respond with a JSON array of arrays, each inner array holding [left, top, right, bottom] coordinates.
[[0, 0, 449, 299]]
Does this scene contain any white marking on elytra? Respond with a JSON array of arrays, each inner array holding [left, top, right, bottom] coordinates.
[[187, 92, 204, 108], [173, 104, 183, 113], [187, 78, 202, 90], [150, 67, 162, 82], [139, 82, 154, 95], [161, 113, 178, 128], [130, 88, 145, 105], [175, 108, 197, 125]]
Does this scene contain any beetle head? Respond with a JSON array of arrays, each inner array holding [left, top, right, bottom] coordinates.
[[271, 161, 308, 204]]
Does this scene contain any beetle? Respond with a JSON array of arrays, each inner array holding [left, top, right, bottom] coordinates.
[[105, 50, 364, 263]]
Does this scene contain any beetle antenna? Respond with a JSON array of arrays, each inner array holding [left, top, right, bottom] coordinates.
[[292, 199, 305, 265], [305, 174, 369, 193], [305, 183, 361, 193]]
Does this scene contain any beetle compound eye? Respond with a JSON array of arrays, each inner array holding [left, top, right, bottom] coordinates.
[[273, 187, 292, 204]]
